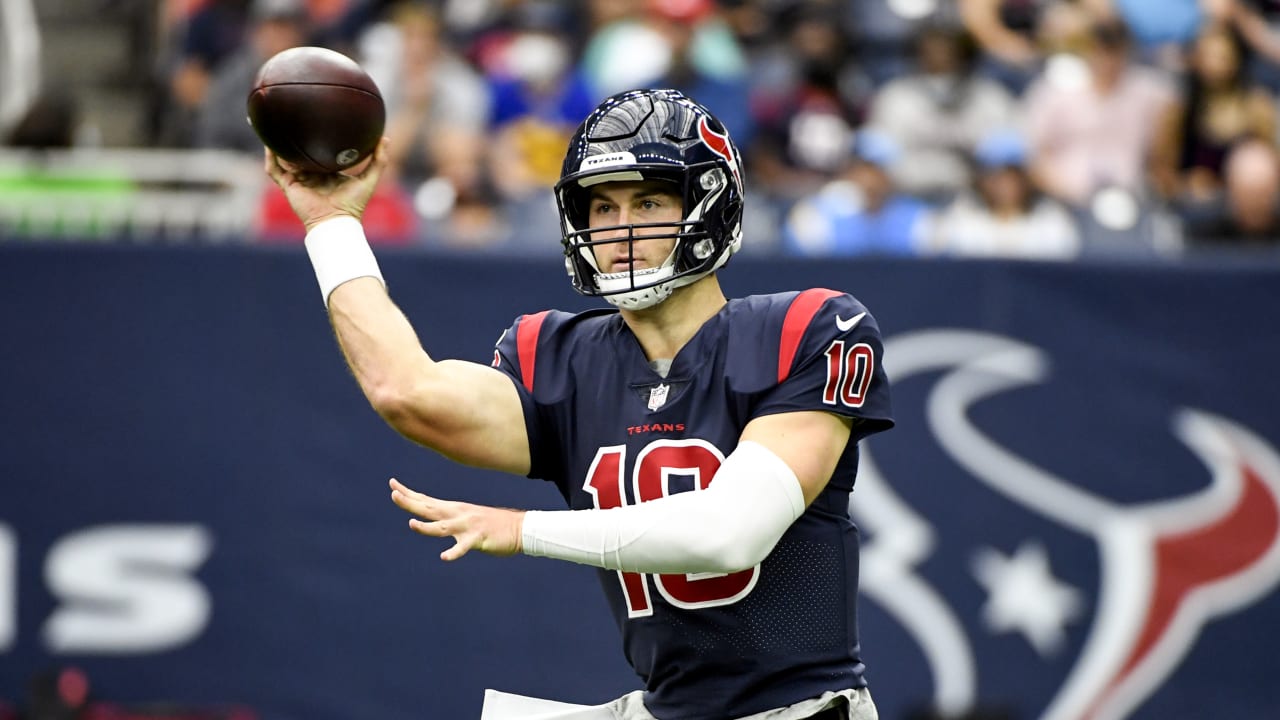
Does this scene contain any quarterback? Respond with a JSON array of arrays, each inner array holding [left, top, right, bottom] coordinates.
[[266, 89, 893, 720]]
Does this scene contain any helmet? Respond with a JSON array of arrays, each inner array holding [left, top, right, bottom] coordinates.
[[555, 89, 745, 310]]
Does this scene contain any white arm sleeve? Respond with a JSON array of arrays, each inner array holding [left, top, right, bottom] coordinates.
[[521, 441, 807, 574]]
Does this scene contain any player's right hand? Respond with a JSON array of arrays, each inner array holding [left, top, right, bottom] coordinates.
[[264, 136, 390, 232]]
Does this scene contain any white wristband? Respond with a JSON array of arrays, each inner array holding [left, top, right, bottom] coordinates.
[[522, 441, 806, 574], [303, 215, 385, 306]]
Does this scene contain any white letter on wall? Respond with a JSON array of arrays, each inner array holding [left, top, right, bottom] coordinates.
[[43, 524, 213, 654], [0, 524, 14, 651]]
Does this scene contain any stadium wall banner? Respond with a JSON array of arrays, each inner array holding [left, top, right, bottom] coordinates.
[[1, 246, 1277, 720]]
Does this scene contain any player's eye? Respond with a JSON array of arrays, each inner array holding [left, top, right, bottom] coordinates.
[[592, 203, 613, 215]]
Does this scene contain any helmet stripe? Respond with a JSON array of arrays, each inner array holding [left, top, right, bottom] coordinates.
[[778, 289, 843, 382], [516, 311, 550, 392]]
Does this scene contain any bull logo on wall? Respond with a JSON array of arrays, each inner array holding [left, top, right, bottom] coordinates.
[[855, 330, 1280, 719]]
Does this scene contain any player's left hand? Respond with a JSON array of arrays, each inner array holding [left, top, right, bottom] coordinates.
[[389, 478, 524, 561]]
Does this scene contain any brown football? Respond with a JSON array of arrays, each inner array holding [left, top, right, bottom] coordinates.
[[247, 46, 385, 174]]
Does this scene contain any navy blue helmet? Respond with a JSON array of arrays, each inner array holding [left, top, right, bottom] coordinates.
[[555, 89, 745, 310]]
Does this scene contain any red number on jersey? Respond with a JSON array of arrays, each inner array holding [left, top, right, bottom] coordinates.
[[582, 446, 653, 616], [822, 340, 874, 408], [583, 440, 760, 618]]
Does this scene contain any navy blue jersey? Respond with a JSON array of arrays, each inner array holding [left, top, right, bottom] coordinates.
[[492, 289, 893, 720]]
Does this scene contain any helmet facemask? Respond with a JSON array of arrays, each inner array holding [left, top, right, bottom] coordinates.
[[558, 161, 741, 311], [555, 89, 745, 311]]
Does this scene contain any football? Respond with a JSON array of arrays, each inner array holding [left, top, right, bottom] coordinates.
[[247, 46, 385, 174]]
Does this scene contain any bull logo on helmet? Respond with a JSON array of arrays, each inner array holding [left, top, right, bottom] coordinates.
[[697, 116, 743, 195]]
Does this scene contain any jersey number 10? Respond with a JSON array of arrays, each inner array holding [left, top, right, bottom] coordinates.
[[584, 439, 760, 618], [822, 340, 874, 408]]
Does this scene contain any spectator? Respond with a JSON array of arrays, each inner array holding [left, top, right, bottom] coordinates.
[[867, 21, 1018, 202], [1151, 22, 1277, 213], [477, 2, 597, 182], [1023, 17, 1176, 207], [297, 0, 365, 51], [928, 129, 1080, 259], [195, 0, 309, 153], [360, 2, 489, 185], [583, 0, 641, 32], [1223, 0, 1280, 92], [960, 0, 1048, 70], [1104, 0, 1214, 69], [152, 0, 252, 147], [357, 1, 496, 247], [960, 0, 1122, 90], [582, 0, 753, 144], [749, 3, 867, 207], [781, 129, 931, 257], [475, 1, 600, 253], [1183, 137, 1280, 245], [844, 0, 945, 85]]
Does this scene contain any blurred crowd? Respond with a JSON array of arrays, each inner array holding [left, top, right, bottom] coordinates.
[[10, 0, 1280, 257]]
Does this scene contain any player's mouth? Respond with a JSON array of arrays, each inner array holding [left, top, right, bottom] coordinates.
[[610, 257, 645, 272]]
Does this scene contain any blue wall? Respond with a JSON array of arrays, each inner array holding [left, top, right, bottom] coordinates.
[[2, 246, 1279, 719]]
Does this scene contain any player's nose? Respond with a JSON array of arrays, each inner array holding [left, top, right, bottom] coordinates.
[[594, 212, 629, 239]]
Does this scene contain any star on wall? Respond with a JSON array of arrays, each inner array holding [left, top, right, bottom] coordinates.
[[971, 541, 1083, 657]]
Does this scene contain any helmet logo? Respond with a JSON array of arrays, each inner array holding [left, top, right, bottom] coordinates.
[[697, 117, 742, 193], [580, 151, 637, 172]]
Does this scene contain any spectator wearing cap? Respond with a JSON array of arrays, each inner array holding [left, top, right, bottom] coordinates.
[[867, 21, 1018, 203], [781, 129, 932, 257], [927, 129, 1081, 259]]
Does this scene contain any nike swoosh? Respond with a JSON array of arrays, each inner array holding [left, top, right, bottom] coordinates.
[[836, 312, 867, 333]]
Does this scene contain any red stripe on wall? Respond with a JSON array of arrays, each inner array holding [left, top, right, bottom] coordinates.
[[778, 289, 841, 382]]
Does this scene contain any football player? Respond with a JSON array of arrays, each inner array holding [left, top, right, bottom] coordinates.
[[266, 89, 893, 720]]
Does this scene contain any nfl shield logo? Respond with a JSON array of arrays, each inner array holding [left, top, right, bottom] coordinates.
[[647, 383, 670, 410]]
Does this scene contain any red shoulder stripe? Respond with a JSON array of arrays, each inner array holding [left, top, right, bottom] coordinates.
[[778, 289, 842, 382], [516, 311, 550, 392]]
